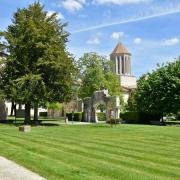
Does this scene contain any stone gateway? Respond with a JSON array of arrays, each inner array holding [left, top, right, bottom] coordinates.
[[83, 90, 120, 122]]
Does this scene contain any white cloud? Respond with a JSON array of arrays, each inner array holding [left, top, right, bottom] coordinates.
[[86, 37, 101, 44], [162, 38, 179, 46], [47, 11, 64, 20], [93, 0, 148, 5], [111, 32, 124, 40], [78, 0, 86, 3], [134, 37, 142, 44], [61, 0, 86, 12], [72, 4, 180, 34]]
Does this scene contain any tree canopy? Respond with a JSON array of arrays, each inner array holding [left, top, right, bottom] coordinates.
[[77, 52, 122, 99], [0, 2, 76, 122], [127, 59, 180, 114]]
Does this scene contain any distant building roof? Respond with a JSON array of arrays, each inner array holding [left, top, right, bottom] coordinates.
[[110, 43, 131, 56]]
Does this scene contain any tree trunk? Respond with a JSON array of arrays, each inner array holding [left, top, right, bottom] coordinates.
[[161, 113, 165, 125], [62, 106, 64, 117], [10, 102, 16, 116], [10, 102, 13, 116], [34, 104, 38, 121], [25, 103, 31, 124], [19, 104, 22, 110], [52, 109, 55, 118]]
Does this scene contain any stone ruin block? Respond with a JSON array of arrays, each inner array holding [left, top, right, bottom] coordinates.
[[19, 125, 31, 132]]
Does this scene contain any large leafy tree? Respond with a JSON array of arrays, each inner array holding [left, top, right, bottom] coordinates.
[[0, 2, 75, 123], [77, 52, 122, 98], [127, 60, 180, 115]]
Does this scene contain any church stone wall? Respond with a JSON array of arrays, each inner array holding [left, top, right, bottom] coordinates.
[[120, 75, 137, 88]]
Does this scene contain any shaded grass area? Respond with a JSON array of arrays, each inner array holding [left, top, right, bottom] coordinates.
[[0, 124, 180, 179], [7, 116, 65, 121], [6, 116, 65, 126]]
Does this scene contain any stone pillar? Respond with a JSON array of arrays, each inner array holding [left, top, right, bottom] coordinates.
[[120, 56, 122, 74], [128, 56, 131, 75], [123, 55, 126, 74], [124, 56, 126, 74], [91, 107, 96, 123], [121, 57, 123, 74], [126, 56, 128, 74]]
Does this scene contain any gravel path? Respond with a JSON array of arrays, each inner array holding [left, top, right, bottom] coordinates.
[[0, 156, 45, 180]]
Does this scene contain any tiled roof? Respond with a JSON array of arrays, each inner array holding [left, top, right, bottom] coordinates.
[[111, 43, 130, 55]]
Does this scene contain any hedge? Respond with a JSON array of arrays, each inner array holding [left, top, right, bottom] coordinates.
[[66, 112, 83, 122], [120, 112, 162, 124], [96, 112, 106, 121], [176, 112, 180, 120], [39, 112, 48, 117]]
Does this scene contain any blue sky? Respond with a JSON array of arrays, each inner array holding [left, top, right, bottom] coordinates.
[[1, 0, 180, 77]]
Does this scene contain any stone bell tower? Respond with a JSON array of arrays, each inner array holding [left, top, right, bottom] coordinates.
[[110, 43, 137, 102]]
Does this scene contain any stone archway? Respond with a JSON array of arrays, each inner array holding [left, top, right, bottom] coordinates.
[[83, 90, 120, 123]]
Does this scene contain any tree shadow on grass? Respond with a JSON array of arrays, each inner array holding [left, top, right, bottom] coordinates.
[[90, 124, 113, 128], [0, 120, 60, 127]]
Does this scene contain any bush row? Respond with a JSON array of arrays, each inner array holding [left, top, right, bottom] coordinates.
[[39, 112, 48, 117], [66, 112, 83, 121], [176, 112, 180, 120], [120, 111, 162, 124], [107, 118, 121, 124]]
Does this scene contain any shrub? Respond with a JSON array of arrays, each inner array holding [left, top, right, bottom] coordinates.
[[176, 112, 180, 120], [96, 112, 106, 121], [66, 112, 82, 121], [107, 118, 121, 124], [39, 112, 47, 117], [120, 112, 162, 124]]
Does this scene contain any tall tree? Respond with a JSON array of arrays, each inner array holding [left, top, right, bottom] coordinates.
[[0, 2, 75, 123], [77, 52, 122, 98], [127, 59, 180, 115]]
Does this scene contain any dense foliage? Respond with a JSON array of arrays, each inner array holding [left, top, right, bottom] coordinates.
[[120, 111, 162, 124], [127, 60, 180, 115], [77, 52, 122, 98], [0, 3, 75, 122], [96, 112, 106, 121], [66, 112, 83, 121]]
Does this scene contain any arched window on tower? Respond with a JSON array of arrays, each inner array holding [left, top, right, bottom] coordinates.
[[117, 56, 120, 74], [122, 56, 124, 74]]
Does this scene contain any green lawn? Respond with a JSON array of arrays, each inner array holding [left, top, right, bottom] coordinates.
[[0, 124, 180, 180]]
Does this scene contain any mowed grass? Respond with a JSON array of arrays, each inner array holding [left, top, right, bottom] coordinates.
[[0, 124, 180, 180]]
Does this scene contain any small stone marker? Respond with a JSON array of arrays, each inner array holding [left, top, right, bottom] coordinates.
[[19, 125, 31, 132]]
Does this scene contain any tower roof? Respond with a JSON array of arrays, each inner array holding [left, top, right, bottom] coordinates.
[[111, 43, 131, 56]]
